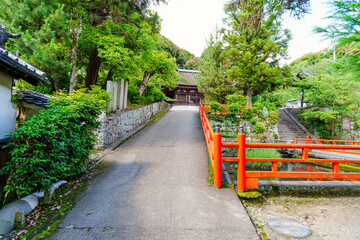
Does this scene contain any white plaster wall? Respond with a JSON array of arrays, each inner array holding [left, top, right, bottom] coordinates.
[[0, 70, 17, 140]]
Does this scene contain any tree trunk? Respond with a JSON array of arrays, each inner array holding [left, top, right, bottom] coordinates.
[[69, 19, 82, 94], [246, 89, 252, 106], [85, 48, 101, 89], [138, 71, 154, 95]]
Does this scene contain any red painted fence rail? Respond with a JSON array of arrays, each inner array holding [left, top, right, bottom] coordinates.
[[199, 100, 360, 191], [296, 137, 360, 156]]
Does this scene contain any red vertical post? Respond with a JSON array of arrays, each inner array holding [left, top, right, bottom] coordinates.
[[213, 133, 222, 188], [302, 136, 309, 159], [237, 134, 246, 192]]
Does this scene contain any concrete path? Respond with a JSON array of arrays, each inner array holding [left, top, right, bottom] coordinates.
[[50, 106, 259, 240], [311, 150, 360, 160]]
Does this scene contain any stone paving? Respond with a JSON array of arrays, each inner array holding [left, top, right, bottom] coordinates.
[[50, 106, 259, 240]]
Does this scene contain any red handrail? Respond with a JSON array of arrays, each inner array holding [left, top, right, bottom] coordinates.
[[296, 137, 360, 155], [199, 102, 360, 191]]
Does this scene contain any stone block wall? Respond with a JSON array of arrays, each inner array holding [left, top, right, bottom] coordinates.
[[95, 101, 170, 149]]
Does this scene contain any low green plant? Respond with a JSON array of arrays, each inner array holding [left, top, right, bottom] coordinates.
[[128, 85, 141, 103], [241, 107, 253, 121], [269, 111, 279, 125], [227, 103, 242, 122], [142, 84, 167, 103], [225, 93, 248, 106], [210, 101, 221, 113], [250, 117, 258, 125], [254, 122, 266, 133], [1, 86, 110, 196], [273, 133, 279, 139]]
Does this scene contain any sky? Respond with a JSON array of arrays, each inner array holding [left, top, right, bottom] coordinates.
[[151, 0, 333, 64]]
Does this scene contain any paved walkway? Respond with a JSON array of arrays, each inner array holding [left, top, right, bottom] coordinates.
[[311, 150, 360, 160], [50, 106, 259, 240]]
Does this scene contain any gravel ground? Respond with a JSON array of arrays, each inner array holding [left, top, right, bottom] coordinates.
[[244, 195, 360, 240]]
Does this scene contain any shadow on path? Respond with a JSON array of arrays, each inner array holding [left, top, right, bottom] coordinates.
[[50, 107, 259, 240]]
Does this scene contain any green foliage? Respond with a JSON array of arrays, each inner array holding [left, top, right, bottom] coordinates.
[[1, 87, 110, 195], [225, 94, 248, 106], [222, 1, 293, 105], [197, 32, 233, 103], [227, 103, 242, 115], [246, 148, 280, 159], [1, 0, 178, 103], [2, 1, 71, 91], [210, 101, 221, 113], [128, 85, 141, 104], [142, 83, 167, 104], [184, 57, 202, 70], [160, 35, 195, 68], [250, 117, 258, 125], [269, 111, 279, 125], [198, 1, 299, 106], [254, 122, 266, 133], [242, 108, 254, 121]]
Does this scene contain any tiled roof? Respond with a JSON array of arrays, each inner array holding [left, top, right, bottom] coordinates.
[[178, 69, 199, 86], [0, 48, 49, 86], [14, 89, 50, 108]]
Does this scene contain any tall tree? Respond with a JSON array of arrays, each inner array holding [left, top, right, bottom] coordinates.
[[314, 1, 360, 74], [223, 0, 292, 105], [197, 33, 233, 103], [1, 0, 71, 91], [81, 0, 167, 88]]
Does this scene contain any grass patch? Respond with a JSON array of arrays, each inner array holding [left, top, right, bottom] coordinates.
[[246, 148, 281, 170], [246, 148, 280, 158], [9, 162, 107, 240]]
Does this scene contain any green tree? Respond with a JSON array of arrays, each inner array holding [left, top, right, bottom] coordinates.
[[1, 1, 71, 91], [160, 35, 195, 68], [223, 0, 292, 106], [184, 57, 202, 70], [314, 1, 360, 75], [197, 33, 233, 103]]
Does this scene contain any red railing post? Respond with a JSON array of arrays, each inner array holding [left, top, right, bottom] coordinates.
[[237, 134, 246, 192], [302, 136, 309, 159], [213, 133, 222, 188]]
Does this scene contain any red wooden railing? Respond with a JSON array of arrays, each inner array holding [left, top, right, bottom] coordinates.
[[296, 137, 360, 155], [200, 101, 360, 191]]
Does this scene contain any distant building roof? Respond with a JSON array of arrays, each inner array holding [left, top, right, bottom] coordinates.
[[14, 89, 50, 108], [0, 48, 50, 86], [177, 69, 199, 86]]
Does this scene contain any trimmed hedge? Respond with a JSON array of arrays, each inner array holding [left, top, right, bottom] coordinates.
[[1, 87, 110, 195]]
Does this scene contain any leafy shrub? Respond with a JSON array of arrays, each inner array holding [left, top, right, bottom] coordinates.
[[1, 87, 110, 195], [273, 133, 279, 139], [143, 87, 166, 103], [254, 122, 266, 133], [269, 111, 279, 125], [227, 103, 241, 115], [227, 103, 242, 122], [241, 107, 253, 121], [128, 85, 141, 103], [250, 117, 258, 125], [225, 94, 248, 106], [210, 101, 221, 113]]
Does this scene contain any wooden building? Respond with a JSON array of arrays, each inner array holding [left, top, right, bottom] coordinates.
[[163, 69, 204, 106]]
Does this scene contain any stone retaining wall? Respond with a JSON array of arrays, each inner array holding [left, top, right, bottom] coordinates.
[[96, 101, 170, 149]]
